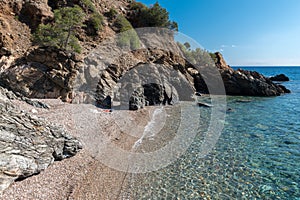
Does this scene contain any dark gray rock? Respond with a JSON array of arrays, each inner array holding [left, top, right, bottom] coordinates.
[[203, 52, 291, 96], [197, 102, 212, 107], [270, 74, 290, 82], [0, 47, 83, 103], [129, 87, 145, 111], [217, 67, 291, 96], [143, 83, 165, 105], [128, 83, 179, 111], [0, 86, 81, 193]]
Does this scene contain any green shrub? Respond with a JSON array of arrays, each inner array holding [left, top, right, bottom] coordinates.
[[14, 15, 19, 21], [129, 2, 147, 11], [33, 5, 85, 53], [80, 0, 97, 13], [114, 15, 140, 49], [90, 12, 104, 31], [128, 2, 178, 31], [209, 52, 218, 63], [34, 24, 60, 48], [106, 8, 118, 19], [114, 15, 133, 32], [177, 42, 214, 66]]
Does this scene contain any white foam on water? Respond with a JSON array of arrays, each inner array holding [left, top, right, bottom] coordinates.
[[132, 107, 166, 149]]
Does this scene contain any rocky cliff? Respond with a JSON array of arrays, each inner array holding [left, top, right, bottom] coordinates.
[[0, 0, 290, 108]]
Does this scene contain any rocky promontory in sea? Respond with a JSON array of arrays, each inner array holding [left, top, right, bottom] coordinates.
[[214, 53, 291, 96], [0, 0, 291, 195]]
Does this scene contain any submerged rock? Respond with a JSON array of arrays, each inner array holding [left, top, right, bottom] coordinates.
[[0, 86, 82, 193]]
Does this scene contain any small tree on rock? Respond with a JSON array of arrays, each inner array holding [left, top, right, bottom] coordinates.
[[34, 5, 85, 53], [128, 2, 178, 31]]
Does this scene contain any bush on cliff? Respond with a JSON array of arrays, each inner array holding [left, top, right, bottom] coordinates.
[[80, 0, 97, 13], [114, 15, 140, 49], [80, 0, 104, 35], [85, 12, 104, 35], [128, 2, 178, 31], [33, 5, 85, 53], [106, 8, 118, 19], [177, 42, 214, 66]]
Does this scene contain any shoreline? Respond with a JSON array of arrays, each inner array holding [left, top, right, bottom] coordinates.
[[0, 99, 170, 199]]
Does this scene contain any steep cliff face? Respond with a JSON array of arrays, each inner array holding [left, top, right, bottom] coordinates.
[[0, 11, 31, 58]]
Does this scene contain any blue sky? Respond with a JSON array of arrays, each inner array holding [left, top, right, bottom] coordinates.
[[137, 0, 300, 66]]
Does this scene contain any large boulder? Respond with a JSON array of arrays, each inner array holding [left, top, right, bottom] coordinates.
[[219, 68, 290, 96], [0, 86, 82, 193], [19, 0, 53, 31], [129, 83, 179, 111]]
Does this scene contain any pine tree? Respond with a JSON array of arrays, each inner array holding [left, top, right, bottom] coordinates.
[[34, 6, 85, 53]]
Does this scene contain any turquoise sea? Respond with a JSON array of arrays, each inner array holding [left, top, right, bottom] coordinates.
[[124, 67, 300, 199]]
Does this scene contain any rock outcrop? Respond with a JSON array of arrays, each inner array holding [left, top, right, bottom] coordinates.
[[0, 0, 291, 107], [19, 0, 53, 31], [270, 74, 290, 82], [92, 49, 194, 109], [0, 47, 83, 102], [82, 47, 291, 109], [0, 86, 82, 193], [214, 53, 291, 96]]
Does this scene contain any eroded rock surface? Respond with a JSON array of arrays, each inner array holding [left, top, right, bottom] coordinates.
[[0, 86, 82, 193], [215, 53, 291, 96], [0, 47, 83, 102]]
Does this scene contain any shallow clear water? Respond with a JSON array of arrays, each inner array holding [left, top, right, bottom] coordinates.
[[124, 67, 300, 199]]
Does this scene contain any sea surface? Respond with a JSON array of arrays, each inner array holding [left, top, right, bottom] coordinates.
[[124, 67, 300, 199]]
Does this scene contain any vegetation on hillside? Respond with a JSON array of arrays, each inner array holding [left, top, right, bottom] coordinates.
[[33, 5, 85, 53], [80, 0, 104, 35], [128, 2, 178, 31], [114, 15, 140, 49], [177, 42, 215, 66], [33, 1, 177, 52], [106, 8, 118, 19]]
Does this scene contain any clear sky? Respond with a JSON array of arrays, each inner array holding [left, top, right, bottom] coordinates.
[[137, 0, 300, 66]]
